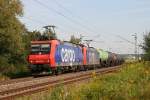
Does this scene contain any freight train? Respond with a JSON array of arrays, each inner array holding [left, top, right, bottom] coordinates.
[[27, 39, 124, 75]]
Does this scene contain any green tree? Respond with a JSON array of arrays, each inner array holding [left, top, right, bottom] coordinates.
[[25, 30, 42, 40], [22, 29, 57, 56], [24, 26, 57, 42], [143, 32, 150, 60], [0, 0, 26, 73], [70, 35, 81, 44], [22, 30, 42, 55]]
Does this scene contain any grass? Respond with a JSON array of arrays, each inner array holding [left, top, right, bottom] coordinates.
[[18, 61, 150, 100]]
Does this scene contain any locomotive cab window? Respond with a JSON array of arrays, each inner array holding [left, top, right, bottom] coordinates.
[[31, 44, 50, 54]]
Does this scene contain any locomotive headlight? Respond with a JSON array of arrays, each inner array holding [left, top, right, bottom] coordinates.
[[47, 60, 50, 62], [30, 60, 33, 63]]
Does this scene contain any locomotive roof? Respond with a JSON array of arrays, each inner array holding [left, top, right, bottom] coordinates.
[[62, 41, 87, 47], [31, 41, 51, 44], [31, 40, 83, 47], [31, 39, 61, 44]]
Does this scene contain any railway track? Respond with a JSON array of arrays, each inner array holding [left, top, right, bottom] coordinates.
[[0, 66, 121, 100], [0, 77, 33, 86]]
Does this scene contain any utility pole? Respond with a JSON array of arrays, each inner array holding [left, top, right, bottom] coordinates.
[[132, 33, 137, 59], [138, 44, 143, 61]]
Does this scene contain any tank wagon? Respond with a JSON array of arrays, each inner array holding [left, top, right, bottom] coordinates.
[[97, 49, 124, 67], [27, 39, 123, 75], [97, 49, 109, 67]]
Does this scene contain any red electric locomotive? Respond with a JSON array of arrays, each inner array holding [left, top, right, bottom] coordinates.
[[27, 39, 100, 75]]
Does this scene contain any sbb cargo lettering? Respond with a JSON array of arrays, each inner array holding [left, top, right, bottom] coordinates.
[[61, 48, 75, 63]]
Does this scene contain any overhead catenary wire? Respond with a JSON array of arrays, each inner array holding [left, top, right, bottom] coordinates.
[[20, 16, 69, 33], [116, 34, 143, 48], [20, 14, 96, 41], [22, 1, 136, 54], [30, 0, 87, 34], [115, 35, 135, 45], [34, 0, 99, 35], [52, 0, 99, 34], [22, 16, 45, 25], [19, 16, 44, 31]]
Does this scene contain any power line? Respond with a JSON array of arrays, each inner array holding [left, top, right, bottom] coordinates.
[[23, 16, 45, 25], [52, 0, 98, 33], [116, 34, 143, 55], [34, 0, 98, 35], [115, 35, 135, 45], [21, 15, 90, 38], [92, 40, 105, 43], [32, 0, 83, 33], [19, 16, 44, 30], [52, 0, 73, 15], [20, 16, 68, 32], [116, 34, 143, 47]]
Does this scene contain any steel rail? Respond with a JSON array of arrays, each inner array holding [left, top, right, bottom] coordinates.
[[0, 77, 33, 86], [0, 66, 121, 100]]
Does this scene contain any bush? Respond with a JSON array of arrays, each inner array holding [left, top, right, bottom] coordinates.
[[77, 62, 150, 100], [0, 55, 30, 79], [18, 62, 150, 100], [0, 56, 11, 74], [6, 64, 30, 78]]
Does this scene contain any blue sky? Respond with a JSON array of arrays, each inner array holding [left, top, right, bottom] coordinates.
[[20, 0, 150, 54]]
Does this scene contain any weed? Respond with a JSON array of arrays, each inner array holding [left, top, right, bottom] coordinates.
[[18, 62, 150, 100]]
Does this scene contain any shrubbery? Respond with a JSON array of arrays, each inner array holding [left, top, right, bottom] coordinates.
[[0, 0, 30, 79], [77, 62, 150, 100], [19, 62, 150, 100], [0, 55, 30, 78]]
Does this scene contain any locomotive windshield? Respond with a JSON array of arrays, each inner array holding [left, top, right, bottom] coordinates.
[[31, 44, 50, 54]]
